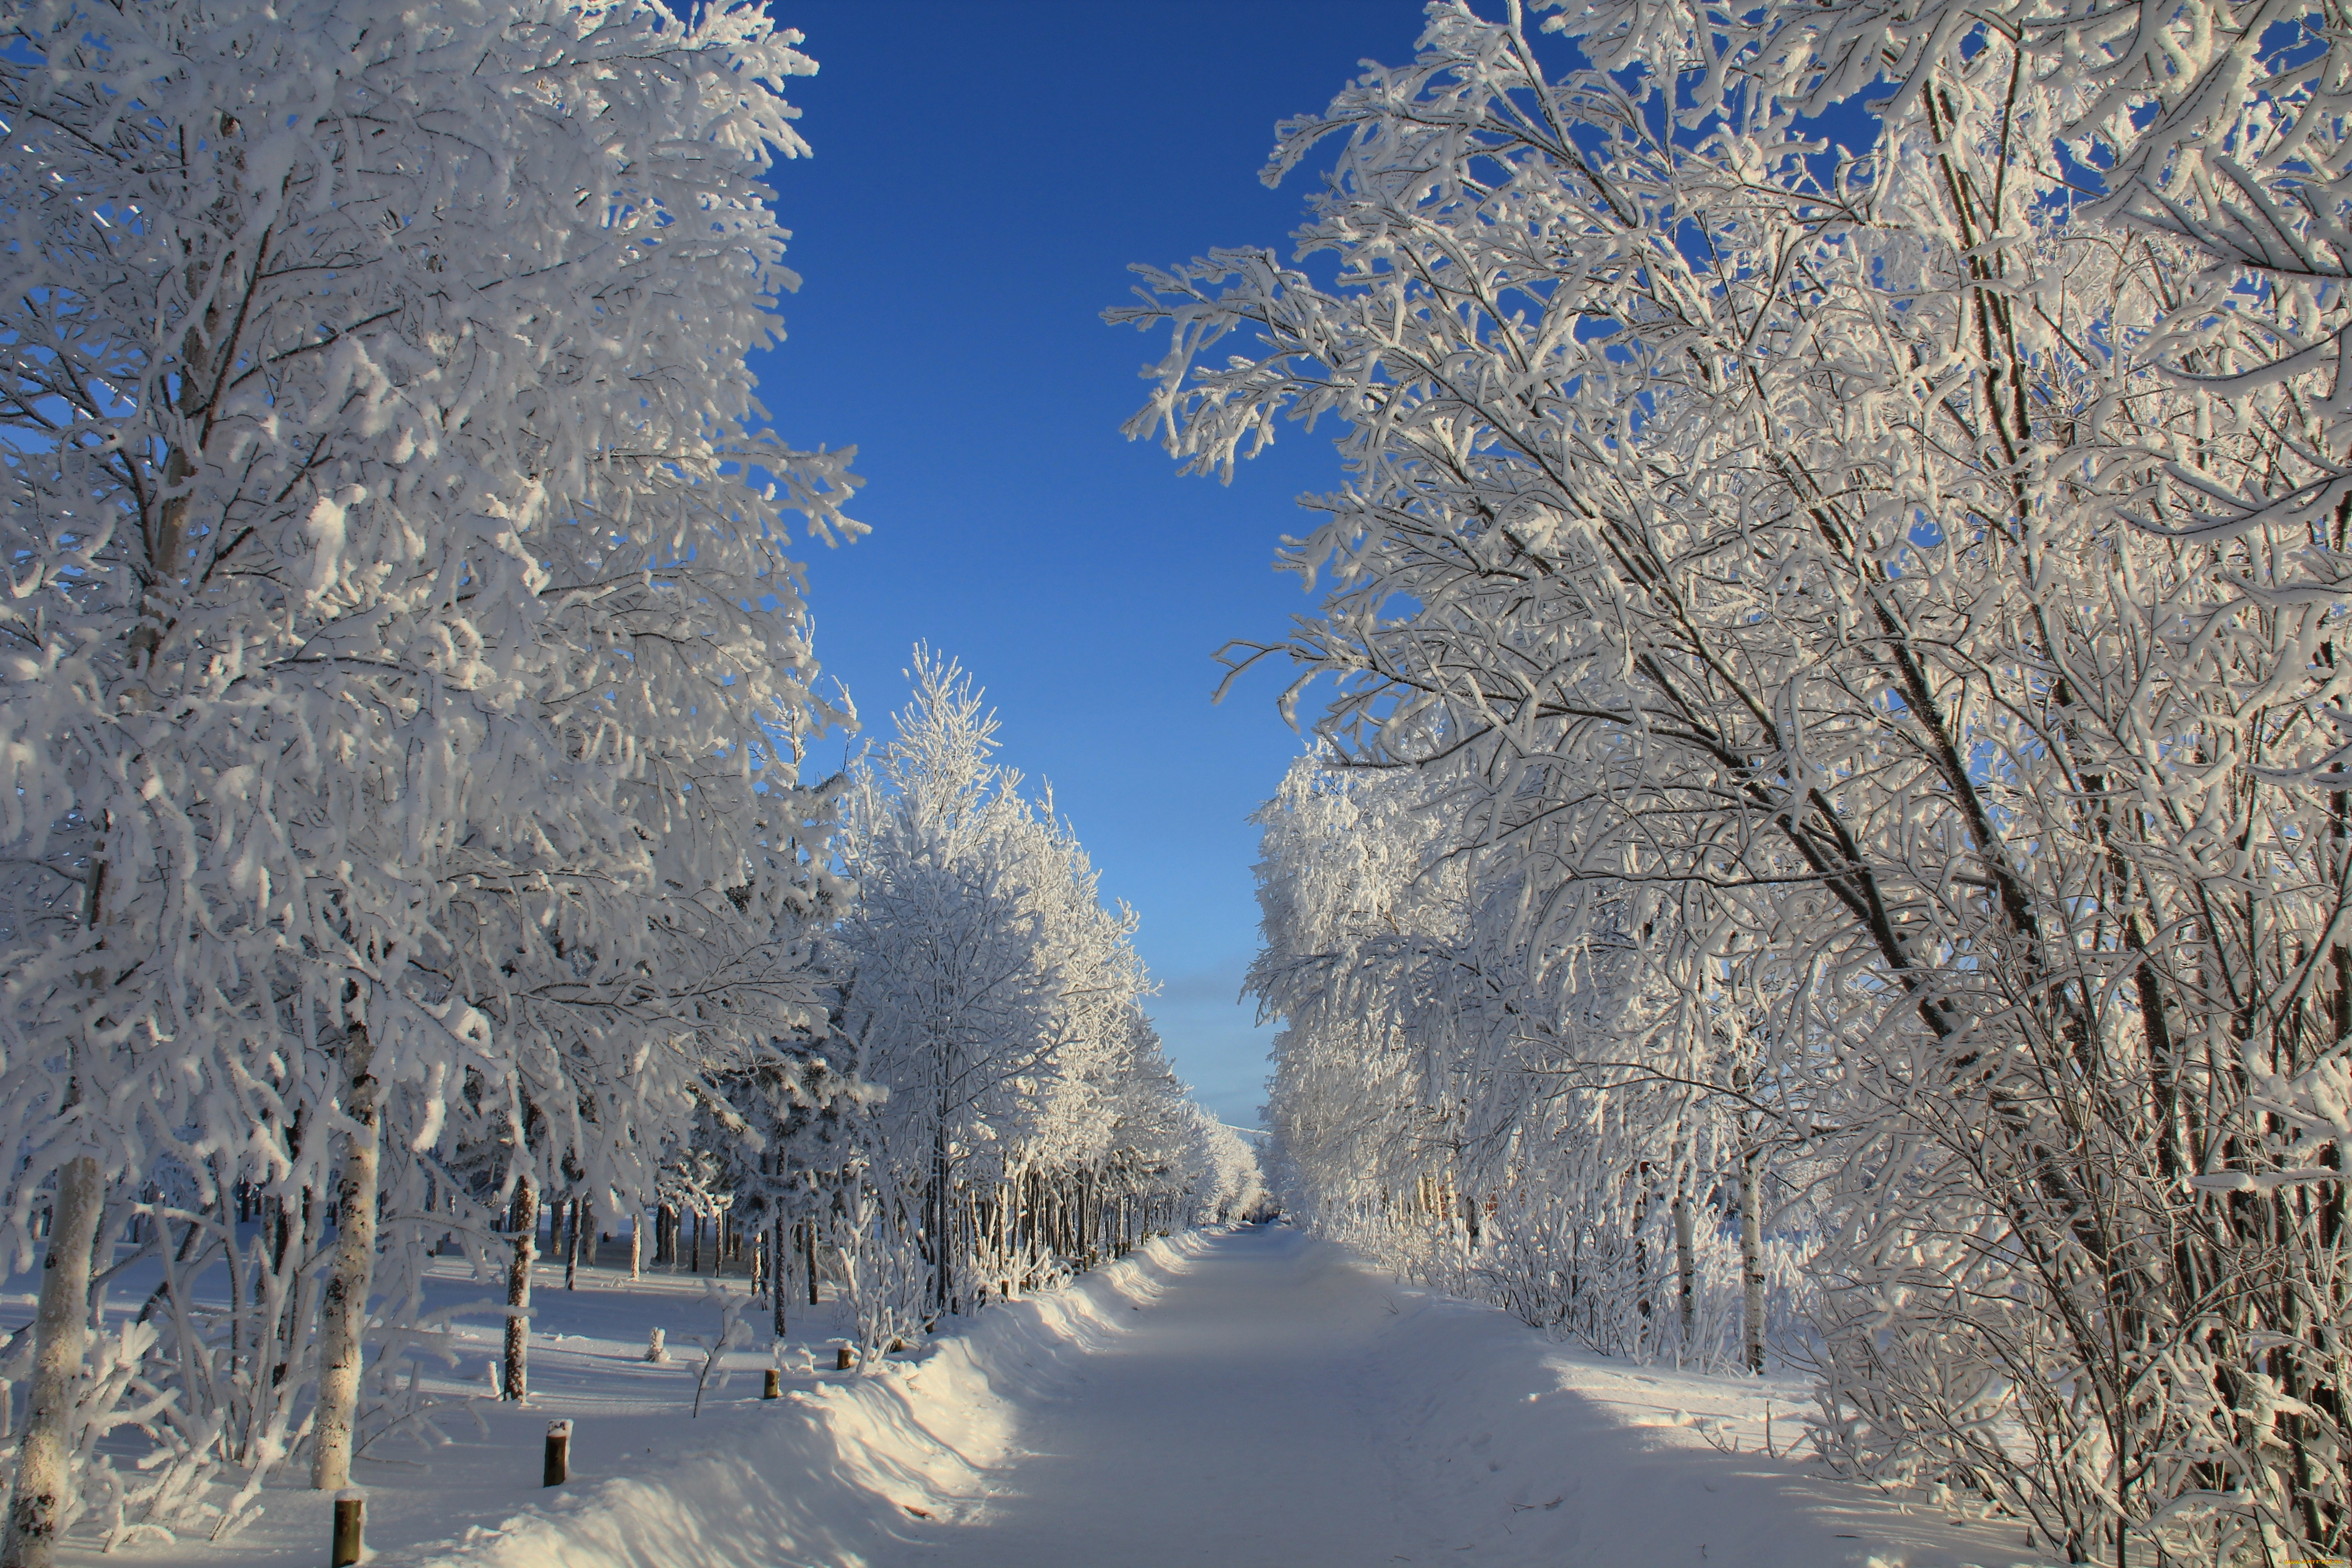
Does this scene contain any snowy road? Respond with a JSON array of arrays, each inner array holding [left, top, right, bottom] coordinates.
[[873, 1226, 1419, 1568], [861, 1227, 2017, 1568]]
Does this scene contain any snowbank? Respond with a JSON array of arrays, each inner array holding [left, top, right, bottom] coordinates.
[[400, 1237, 1197, 1568], [1340, 1241, 2025, 1567]]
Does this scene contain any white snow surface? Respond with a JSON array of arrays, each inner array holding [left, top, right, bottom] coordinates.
[[54, 1227, 2038, 1567]]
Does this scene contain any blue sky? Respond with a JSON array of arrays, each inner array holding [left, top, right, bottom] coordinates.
[[746, 1, 1443, 1129]]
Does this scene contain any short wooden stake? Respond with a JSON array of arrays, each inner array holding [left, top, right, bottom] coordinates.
[[836, 1344, 855, 1371], [331, 1489, 365, 1567], [543, 1418, 572, 1486], [763, 1368, 781, 1400]]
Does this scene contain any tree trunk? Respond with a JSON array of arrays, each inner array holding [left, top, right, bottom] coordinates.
[[563, 1197, 579, 1291], [2, 1155, 106, 1568], [771, 1218, 788, 1336], [502, 1177, 538, 1401], [929, 1099, 954, 1313], [691, 1211, 701, 1274], [1632, 1186, 1651, 1352], [1671, 1184, 1696, 1356], [629, 1211, 642, 1281], [805, 1217, 820, 1306], [312, 1025, 381, 1490], [1738, 1134, 1765, 1376]]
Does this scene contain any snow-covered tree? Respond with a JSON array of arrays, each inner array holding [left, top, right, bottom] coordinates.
[[1191, 1118, 1271, 1227], [1246, 751, 1816, 1367], [832, 652, 1234, 1340], [670, 1040, 883, 1335], [0, 0, 854, 1547], [1123, 3, 2352, 1560]]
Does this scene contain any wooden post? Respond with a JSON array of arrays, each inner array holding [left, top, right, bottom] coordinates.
[[543, 1419, 572, 1487], [330, 1490, 365, 1568], [763, 1368, 781, 1400], [835, 1344, 854, 1371]]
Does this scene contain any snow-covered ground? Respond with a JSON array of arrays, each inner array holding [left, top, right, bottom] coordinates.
[[36, 1226, 2046, 1567]]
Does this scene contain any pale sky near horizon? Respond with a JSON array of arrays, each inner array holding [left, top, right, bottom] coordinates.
[[744, 1, 1450, 1129]]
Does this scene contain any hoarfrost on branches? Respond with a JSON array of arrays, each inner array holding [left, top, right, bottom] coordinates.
[[1123, 1, 2352, 1561], [0, 0, 856, 1546]]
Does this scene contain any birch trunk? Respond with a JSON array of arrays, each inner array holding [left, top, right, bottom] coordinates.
[[311, 1025, 380, 1490], [2, 1155, 106, 1568], [930, 1105, 953, 1313], [805, 1217, 819, 1306], [771, 1218, 788, 1335], [502, 1177, 538, 1401], [1632, 1188, 1651, 1351], [1738, 1136, 1765, 1376], [1671, 1186, 1696, 1357]]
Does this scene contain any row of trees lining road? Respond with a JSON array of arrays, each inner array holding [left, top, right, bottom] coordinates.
[[1118, 3, 2350, 1565], [1244, 753, 1817, 1378], [0, 2, 1258, 1561], [834, 652, 1268, 1341], [0, 0, 853, 1553]]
